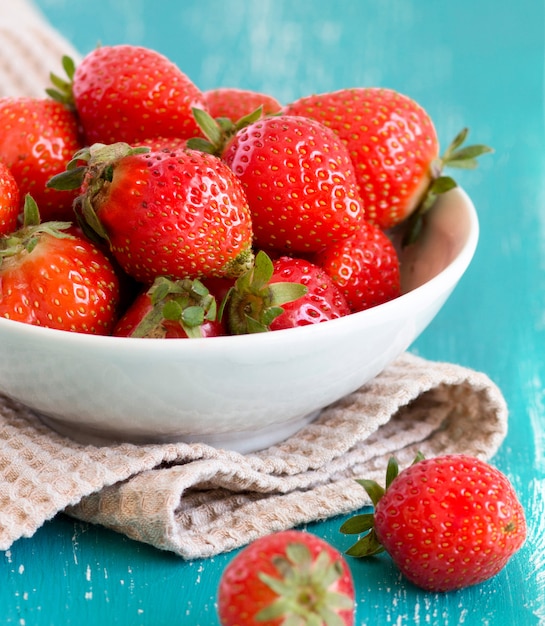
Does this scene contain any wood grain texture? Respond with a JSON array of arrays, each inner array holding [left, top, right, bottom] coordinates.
[[2, 0, 544, 624]]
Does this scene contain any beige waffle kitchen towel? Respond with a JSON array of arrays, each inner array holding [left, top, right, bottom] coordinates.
[[0, 0, 81, 98], [0, 352, 508, 559]]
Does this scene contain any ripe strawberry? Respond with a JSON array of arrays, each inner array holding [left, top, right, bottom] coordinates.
[[113, 276, 225, 338], [0, 97, 83, 221], [49, 46, 206, 145], [284, 88, 492, 231], [203, 87, 282, 121], [0, 162, 20, 236], [217, 529, 355, 626], [0, 195, 120, 334], [224, 251, 349, 333], [269, 256, 351, 330], [314, 220, 401, 312], [139, 136, 190, 152], [341, 454, 527, 592], [47, 143, 254, 284], [221, 114, 365, 253]]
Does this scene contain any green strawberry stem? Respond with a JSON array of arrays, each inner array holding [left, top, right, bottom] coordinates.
[[224, 250, 307, 334], [402, 128, 493, 245], [0, 194, 73, 261], [130, 276, 218, 339], [46, 142, 151, 244], [187, 106, 264, 156], [46, 54, 77, 108], [256, 542, 353, 623]]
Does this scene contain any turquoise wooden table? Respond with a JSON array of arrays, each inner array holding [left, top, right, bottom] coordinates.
[[2, 1, 544, 624]]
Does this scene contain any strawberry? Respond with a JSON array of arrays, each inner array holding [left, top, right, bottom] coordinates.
[[284, 88, 492, 232], [224, 251, 350, 334], [269, 256, 351, 330], [341, 454, 527, 592], [139, 136, 190, 152], [0, 195, 120, 334], [217, 529, 355, 626], [203, 87, 282, 121], [221, 114, 365, 253], [314, 220, 401, 312], [0, 97, 83, 221], [0, 162, 20, 236], [49, 46, 206, 145], [113, 276, 225, 338], [47, 143, 254, 284]]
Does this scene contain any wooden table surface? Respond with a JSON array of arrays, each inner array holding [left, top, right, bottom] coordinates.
[[2, 1, 544, 624]]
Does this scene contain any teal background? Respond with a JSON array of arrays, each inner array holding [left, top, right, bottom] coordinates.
[[3, 1, 545, 624]]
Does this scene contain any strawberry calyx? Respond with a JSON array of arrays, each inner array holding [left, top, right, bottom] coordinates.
[[130, 276, 219, 339], [47, 142, 151, 243], [255, 541, 354, 624], [402, 128, 493, 245], [340, 452, 425, 557], [222, 250, 307, 334], [46, 54, 77, 109], [0, 194, 73, 262], [187, 106, 264, 156]]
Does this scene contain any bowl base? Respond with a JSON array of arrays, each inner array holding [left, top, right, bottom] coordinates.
[[38, 409, 322, 454]]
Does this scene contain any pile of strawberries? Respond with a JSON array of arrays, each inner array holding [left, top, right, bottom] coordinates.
[[0, 44, 490, 337]]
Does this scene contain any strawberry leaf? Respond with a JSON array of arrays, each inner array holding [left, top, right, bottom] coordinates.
[[355, 479, 384, 507], [256, 540, 353, 624], [385, 456, 399, 489], [345, 530, 385, 558], [339, 513, 375, 535], [225, 250, 308, 334]]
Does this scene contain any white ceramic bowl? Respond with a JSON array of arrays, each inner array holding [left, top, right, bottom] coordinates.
[[0, 187, 478, 453]]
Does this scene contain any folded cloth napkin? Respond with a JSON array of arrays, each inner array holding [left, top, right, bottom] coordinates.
[[0, 0, 81, 98], [0, 352, 508, 559]]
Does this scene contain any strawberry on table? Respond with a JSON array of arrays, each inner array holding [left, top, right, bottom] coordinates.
[[315, 219, 401, 312], [49, 46, 206, 145], [217, 529, 355, 626], [220, 114, 365, 253], [47, 143, 254, 284], [203, 86, 282, 121], [0, 162, 20, 237], [284, 88, 492, 232], [0, 195, 120, 334], [341, 454, 527, 592], [0, 97, 83, 221]]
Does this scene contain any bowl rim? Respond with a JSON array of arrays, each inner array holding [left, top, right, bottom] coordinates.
[[0, 186, 479, 352]]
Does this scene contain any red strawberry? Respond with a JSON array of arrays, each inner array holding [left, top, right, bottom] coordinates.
[[138, 136, 190, 152], [315, 220, 401, 312], [0, 97, 83, 221], [217, 529, 355, 626], [225, 251, 349, 334], [50, 46, 206, 145], [203, 87, 282, 121], [0, 195, 120, 334], [48, 143, 254, 284], [269, 256, 351, 330], [341, 454, 527, 592], [221, 114, 365, 253], [0, 162, 20, 236], [113, 276, 225, 338], [284, 88, 492, 232]]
